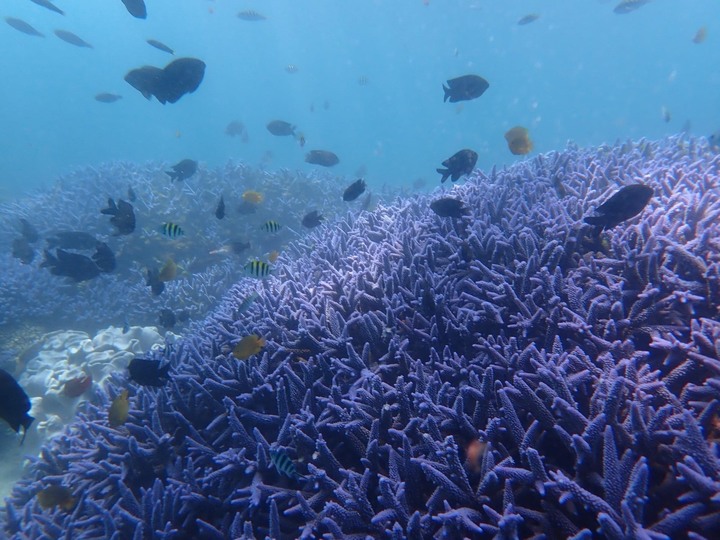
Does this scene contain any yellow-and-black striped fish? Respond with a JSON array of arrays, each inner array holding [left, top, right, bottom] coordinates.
[[261, 220, 282, 233], [245, 259, 271, 278], [160, 222, 184, 238], [270, 448, 305, 479]]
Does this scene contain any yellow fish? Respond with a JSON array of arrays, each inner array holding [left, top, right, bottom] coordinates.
[[233, 335, 266, 360], [108, 389, 129, 427], [158, 258, 178, 282], [37, 485, 76, 511]]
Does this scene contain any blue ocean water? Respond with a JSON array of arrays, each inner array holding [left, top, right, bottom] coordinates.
[[1, 0, 718, 197]]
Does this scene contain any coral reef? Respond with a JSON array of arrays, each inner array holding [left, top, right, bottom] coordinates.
[[0, 161, 372, 335], [4, 136, 720, 539]]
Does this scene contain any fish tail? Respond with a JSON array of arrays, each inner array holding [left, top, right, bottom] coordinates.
[[165, 171, 177, 181], [583, 216, 603, 226], [436, 168, 450, 183], [443, 84, 451, 102]]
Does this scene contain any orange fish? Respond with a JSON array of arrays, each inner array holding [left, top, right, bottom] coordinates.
[[693, 26, 707, 44], [504, 126, 533, 155], [233, 335, 266, 360], [465, 439, 488, 473], [242, 190, 264, 204], [268, 250, 280, 263]]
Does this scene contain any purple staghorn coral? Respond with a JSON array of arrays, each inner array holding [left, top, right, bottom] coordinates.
[[4, 136, 720, 538]]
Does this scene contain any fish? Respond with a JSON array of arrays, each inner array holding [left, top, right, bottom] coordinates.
[[147, 38, 174, 54], [124, 57, 206, 104], [160, 222, 184, 238], [108, 389, 129, 427], [517, 13, 540, 25], [437, 149, 478, 183], [583, 184, 654, 231], [146, 268, 165, 296], [266, 120, 296, 136], [245, 259, 271, 278], [301, 210, 324, 228], [238, 10, 266, 21], [360, 192, 373, 212], [12, 238, 35, 264], [41, 249, 101, 282], [158, 258, 178, 282], [37, 486, 75, 511], [268, 250, 280, 263], [30, 0, 64, 16], [95, 93, 122, 103], [305, 150, 339, 167], [121, 0, 147, 19], [357, 75, 369, 86], [128, 357, 171, 386], [242, 190, 263, 204], [46, 231, 98, 250], [54, 29, 93, 48], [285, 64, 299, 74], [166, 159, 198, 182], [613, 0, 649, 14], [101, 198, 136, 235], [237, 201, 258, 215], [122, 317, 130, 334], [215, 195, 225, 220], [225, 120, 247, 138], [343, 179, 367, 201], [0, 368, 34, 444], [231, 240, 251, 255], [92, 242, 116, 273], [661, 106, 671, 123], [236, 291, 259, 314], [159, 308, 176, 329], [261, 221, 282, 233], [62, 374, 92, 397], [269, 448, 305, 480], [504, 126, 533, 155], [19, 218, 40, 243], [233, 335, 266, 360], [442, 75, 489, 103], [693, 27, 707, 44], [127, 185, 137, 202], [430, 197, 468, 218], [5, 17, 44, 37]]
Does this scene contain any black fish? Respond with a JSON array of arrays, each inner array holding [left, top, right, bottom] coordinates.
[[127, 185, 137, 202], [301, 210, 324, 228], [517, 13, 540, 25], [95, 93, 122, 103], [266, 120, 296, 136], [5, 17, 44, 37], [613, 0, 649, 14], [158, 308, 176, 329], [54, 29, 93, 48], [30, 0, 64, 15], [270, 448, 305, 480], [46, 231, 98, 250], [430, 197, 468, 218], [305, 150, 339, 167], [146, 39, 174, 54], [237, 10, 266, 21], [443, 75, 489, 103], [42, 249, 101, 282], [231, 240, 251, 255], [166, 159, 198, 182], [343, 179, 366, 202], [215, 195, 225, 220], [121, 0, 147, 19], [12, 238, 35, 264], [146, 268, 165, 296], [128, 357, 170, 386], [0, 369, 34, 444], [237, 201, 258, 215], [125, 58, 205, 104], [19, 218, 39, 243], [584, 184, 654, 231], [101, 198, 136, 235], [437, 149, 478, 183], [92, 242, 116, 273]]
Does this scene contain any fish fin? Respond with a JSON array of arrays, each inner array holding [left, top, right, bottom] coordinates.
[[443, 84, 451, 102], [165, 171, 176, 181], [436, 168, 450, 183], [583, 215, 604, 226], [160, 363, 171, 379], [100, 198, 118, 215]]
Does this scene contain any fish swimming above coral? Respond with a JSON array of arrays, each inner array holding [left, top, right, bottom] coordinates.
[[215, 195, 225, 220], [5, 17, 44, 37], [517, 13, 540, 25], [36, 486, 75, 511], [584, 183, 653, 231], [261, 220, 282, 233], [95, 93, 122, 103], [430, 197, 468, 218], [504, 126, 533, 155], [54, 29, 93, 48], [92, 242, 116, 273], [30, 0, 64, 16], [128, 357, 171, 386], [101, 198, 136, 235], [108, 390, 129, 427], [158, 308, 176, 329], [124, 57, 205, 104], [12, 237, 35, 264], [0, 368, 34, 444], [305, 150, 339, 167], [62, 374, 92, 398], [245, 260, 271, 278], [270, 447, 306, 480], [237, 10, 266, 21], [613, 0, 650, 14], [442, 74, 489, 103], [41, 248, 101, 282], [343, 178, 367, 202], [146, 39, 174, 54], [121, 0, 147, 19], [233, 334, 266, 360], [437, 149, 478, 183], [302, 210, 324, 228], [166, 159, 198, 182], [160, 222, 184, 238], [146, 267, 165, 296], [266, 120, 296, 136]]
